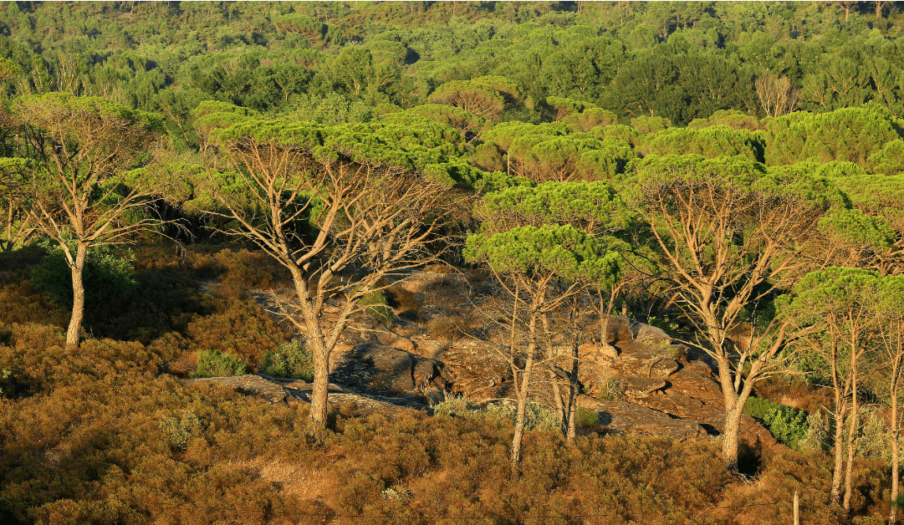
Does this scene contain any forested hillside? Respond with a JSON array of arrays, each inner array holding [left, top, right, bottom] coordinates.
[[2, 2, 904, 525], [0, 1, 903, 134]]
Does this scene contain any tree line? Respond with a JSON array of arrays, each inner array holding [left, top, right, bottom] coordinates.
[[0, 2, 902, 145]]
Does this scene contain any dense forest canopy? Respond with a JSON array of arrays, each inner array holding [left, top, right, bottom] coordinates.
[[0, 1, 902, 142]]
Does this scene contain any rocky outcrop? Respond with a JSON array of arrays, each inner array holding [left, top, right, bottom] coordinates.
[[238, 273, 783, 448], [577, 395, 708, 441], [331, 343, 452, 404], [190, 374, 424, 418]]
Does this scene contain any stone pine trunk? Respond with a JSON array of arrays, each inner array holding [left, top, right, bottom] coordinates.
[[831, 397, 846, 505], [310, 349, 330, 429], [716, 358, 756, 471], [891, 390, 899, 525], [510, 343, 535, 479], [65, 243, 88, 352]]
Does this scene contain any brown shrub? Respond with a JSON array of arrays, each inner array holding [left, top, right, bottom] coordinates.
[[0, 242, 894, 525], [184, 296, 291, 368], [386, 285, 421, 321]]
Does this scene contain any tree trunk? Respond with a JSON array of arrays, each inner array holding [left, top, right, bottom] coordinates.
[[831, 404, 847, 506], [548, 365, 566, 433], [565, 341, 580, 444], [287, 265, 333, 431], [721, 401, 743, 470], [891, 389, 899, 525], [600, 313, 610, 345], [716, 357, 755, 470], [65, 243, 88, 352], [541, 315, 567, 438], [565, 384, 577, 443], [843, 364, 859, 512], [511, 314, 538, 479], [309, 350, 330, 429]]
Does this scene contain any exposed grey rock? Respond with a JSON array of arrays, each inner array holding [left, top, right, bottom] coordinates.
[[622, 377, 668, 397], [577, 395, 707, 441], [605, 316, 634, 343], [410, 338, 447, 359], [629, 321, 671, 344], [377, 332, 417, 353], [191, 374, 289, 403], [332, 343, 451, 401], [648, 357, 681, 378]]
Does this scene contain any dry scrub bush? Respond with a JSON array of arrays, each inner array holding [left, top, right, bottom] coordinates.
[[0, 245, 895, 525], [386, 285, 421, 321], [0, 320, 893, 525]]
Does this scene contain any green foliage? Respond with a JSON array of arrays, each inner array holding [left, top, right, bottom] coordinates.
[[259, 340, 314, 382], [360, 289, 395, 328], [798, 411, 831, 453], [576, 406, 600, 429], [191, 349, 247, 378], [765, 105, 904, 173], [782, 267, 881, 327], [159, 410, 203, 451], [596, 377, 624, 401], [284, 92, 374, 125], [644, 126, 766, 163], [743, 397, 809, 450], [687, 110, 762, 131], [0, 369, 9, 396], [30, 240, 138, 307], [464, 224, 618, 284], [478, 180, 629, 234]]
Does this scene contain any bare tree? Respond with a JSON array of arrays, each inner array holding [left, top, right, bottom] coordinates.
[[626, 158, 836, 470], [756, 73, 800, 118], [464, 224, 601, 476], [0, 160, 35, 252], [785, 268, 881, 508], [875, 277, 904, 525], [4, 93, 166, 351], [201, 123, 461, 430], [839, 0, 859, 21]]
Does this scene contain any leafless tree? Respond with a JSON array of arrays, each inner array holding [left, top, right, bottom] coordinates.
[[756, 72, 800, 118], [202, 128, 463, 429], [874, 284, 904, 525], [629, 170, 830, 469], [0, 160, 35, 252], [4, 94, 167, 351]]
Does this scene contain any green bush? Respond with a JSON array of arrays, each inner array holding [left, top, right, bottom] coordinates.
[[30, 239, 137, 307], [360, 289, 395, 328], [798, 411, 831, 453], [160, 411, 203, 451], [433, 396, 558, 431], [433, 394, 474, 417], [856, 407, 899, 463], [259, 340, 314, 381], [597, 377, 624, 401], [0, 368, 9, 396], [744, 397, 809, 450], [576, 406, 600, 429], [191, 349, 247, 378]]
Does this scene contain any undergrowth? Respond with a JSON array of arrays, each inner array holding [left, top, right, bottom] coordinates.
[[0, 243, 891, 525]]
